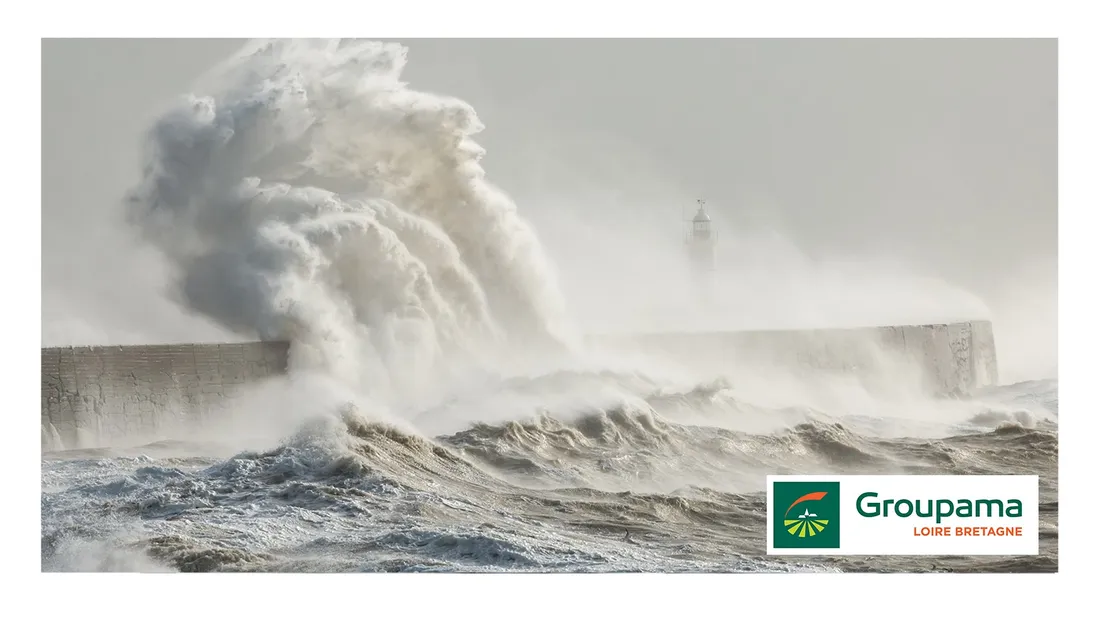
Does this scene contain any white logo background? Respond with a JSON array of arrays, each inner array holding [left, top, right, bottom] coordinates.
[[766, 474, 1040, 556]]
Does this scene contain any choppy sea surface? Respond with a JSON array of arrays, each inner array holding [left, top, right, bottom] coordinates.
[[41, 374, 1057, 573]]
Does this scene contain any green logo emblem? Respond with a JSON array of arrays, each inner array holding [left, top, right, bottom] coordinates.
[[772, 481, 841, 549]]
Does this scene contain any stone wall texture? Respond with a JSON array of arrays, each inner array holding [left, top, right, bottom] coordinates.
[[41, 341, 290, 451]]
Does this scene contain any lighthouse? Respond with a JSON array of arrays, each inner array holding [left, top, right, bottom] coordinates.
[[685, 199, 717, 273]]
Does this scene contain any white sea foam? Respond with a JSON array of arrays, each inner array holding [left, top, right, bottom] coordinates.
[[127, 39, 576, 410]]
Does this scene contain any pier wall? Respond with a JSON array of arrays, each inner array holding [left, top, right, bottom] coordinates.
[[41, 341, 290, 451], [41, 321, 997, 451]]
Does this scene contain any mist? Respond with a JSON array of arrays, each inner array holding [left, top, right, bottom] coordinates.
[[41, 38, 1056, 383]]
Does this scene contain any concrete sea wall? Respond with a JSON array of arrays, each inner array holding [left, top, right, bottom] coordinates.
[[41, 341, 290, 452], [41, 321, 997, 452]]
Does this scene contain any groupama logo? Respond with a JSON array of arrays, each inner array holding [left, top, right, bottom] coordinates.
[[784, 491, 831, 538], [771, 481, 841, 549], [855, 492, 1024, 523], [768, 475, 1037, 556]]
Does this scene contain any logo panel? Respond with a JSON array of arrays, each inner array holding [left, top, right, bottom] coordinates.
[[772, 481, 840, 549]]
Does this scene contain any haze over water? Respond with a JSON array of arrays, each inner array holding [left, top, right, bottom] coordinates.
[[41, 39, 1057, 573]]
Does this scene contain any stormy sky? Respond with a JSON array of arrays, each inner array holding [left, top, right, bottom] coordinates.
[[41, 38, 1056, 380]]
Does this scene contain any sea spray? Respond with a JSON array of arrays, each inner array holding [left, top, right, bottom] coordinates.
[[126, 39, 575, 405]]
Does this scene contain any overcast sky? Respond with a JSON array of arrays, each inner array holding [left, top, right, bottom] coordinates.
[[41, 38, 1056, 378]]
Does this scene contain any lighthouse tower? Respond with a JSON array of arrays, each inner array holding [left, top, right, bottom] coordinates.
[[685, 199, 717, 274]]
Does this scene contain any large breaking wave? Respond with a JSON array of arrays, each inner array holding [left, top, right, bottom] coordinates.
[[126, 39, 575, 407], [41, 38, 1059, 573]]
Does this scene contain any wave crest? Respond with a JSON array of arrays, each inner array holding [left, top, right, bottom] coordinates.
[[126, 39, 573, 403]]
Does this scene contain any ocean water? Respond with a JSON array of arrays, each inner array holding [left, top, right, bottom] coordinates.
[[40, 375, 1057, 573], [41, 39, 1058, 573]]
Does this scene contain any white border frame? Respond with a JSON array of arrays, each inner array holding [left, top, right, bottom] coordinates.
[[8, 1, 1092, 616]]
